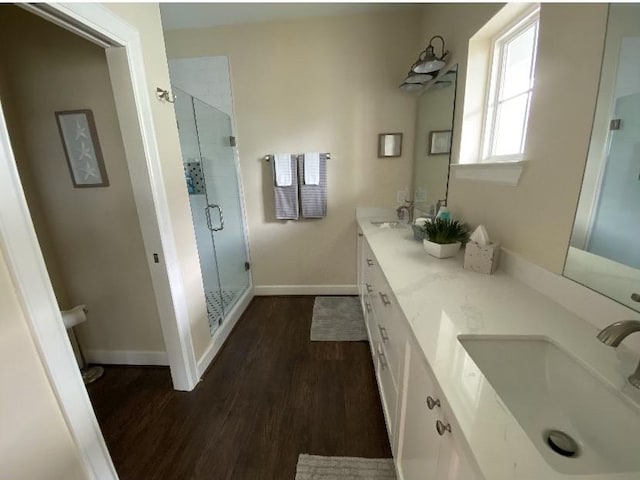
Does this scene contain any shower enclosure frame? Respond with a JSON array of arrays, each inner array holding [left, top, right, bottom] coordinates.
[[0, 4, 232, 479], [175, 85, 255, 374]]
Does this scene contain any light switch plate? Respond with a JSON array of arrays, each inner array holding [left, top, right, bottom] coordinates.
[[415, 187, 427, 203]]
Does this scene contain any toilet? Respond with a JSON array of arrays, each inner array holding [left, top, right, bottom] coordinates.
[[61, 305, 104, 384]]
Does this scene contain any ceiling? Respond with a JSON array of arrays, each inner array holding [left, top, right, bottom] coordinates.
[[160, 3, 420, 31]]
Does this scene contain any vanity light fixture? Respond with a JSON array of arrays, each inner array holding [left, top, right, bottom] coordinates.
[[413, 35, 448, 74], [405, 69, 434, 84], [400, 35, 449, 93]]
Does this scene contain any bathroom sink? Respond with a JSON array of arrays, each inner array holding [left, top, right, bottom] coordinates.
[[458, 335, 640, 475], [369, 221, 408, 229]]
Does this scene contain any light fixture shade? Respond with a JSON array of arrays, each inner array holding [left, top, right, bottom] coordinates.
[[399, 82, 423, 92], [432, 80, 452, 90], [413, 56, 446, 74], [405, 72, 433, 84]]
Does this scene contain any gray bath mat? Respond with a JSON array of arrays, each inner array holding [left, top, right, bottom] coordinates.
[[295, 454, 396, 479], [310, 296, 367, 341]]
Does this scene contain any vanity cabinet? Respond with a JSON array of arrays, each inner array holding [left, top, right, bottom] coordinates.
[[398, 343, 479, 480], [359, 233, 407, 451], [358, 232, 482, 480], [396, 343, 440, 479]]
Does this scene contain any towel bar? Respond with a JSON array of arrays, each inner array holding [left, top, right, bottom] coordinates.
[[264, 153, 331, 161]]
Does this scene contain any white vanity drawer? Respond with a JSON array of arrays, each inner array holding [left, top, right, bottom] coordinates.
[[374, 338, 398, 448], [372, 266, 406, 387]]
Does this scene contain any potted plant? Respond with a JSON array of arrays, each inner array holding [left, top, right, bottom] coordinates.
[[420, 218, 469, 258]]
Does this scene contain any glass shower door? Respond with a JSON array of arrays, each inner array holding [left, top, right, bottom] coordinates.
[[174, 87, 225, 334], [192, 97, 251, 318]]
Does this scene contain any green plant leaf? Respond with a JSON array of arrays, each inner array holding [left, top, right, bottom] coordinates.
[[420, 218, 469, 244]]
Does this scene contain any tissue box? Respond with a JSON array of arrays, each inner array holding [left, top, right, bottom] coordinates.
[[464, 241, 501, 274]]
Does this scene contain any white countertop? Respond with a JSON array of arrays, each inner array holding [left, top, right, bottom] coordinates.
[[356, 208, 640, 480]]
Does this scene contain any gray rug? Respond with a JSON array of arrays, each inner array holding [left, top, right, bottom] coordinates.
[[311, 296, 367, 341], [295, 455, 396, 479]]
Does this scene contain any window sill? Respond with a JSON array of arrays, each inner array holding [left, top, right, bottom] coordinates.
[[450, 160, 526, 186]]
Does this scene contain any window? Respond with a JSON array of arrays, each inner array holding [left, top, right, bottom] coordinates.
[[482, 8, 539, 162]]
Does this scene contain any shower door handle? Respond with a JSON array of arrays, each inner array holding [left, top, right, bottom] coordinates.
[[204, 206, 213, 231], [211, 204, 224, 231]]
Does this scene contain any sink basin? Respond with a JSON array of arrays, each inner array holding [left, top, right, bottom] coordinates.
[[370, 220, 407, 229], [458, 335, 640, 475]]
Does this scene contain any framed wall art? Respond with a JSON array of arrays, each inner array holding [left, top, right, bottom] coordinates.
[[55, 109, 109, 188], [428, 130, 452, 155]]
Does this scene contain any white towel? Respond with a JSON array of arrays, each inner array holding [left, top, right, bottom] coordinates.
[[274, 153, 292, 186], [303, 152, 320, 185]]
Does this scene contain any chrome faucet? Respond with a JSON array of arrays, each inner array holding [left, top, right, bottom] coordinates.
[[597, 320, 640, 389], [396, 200, 415, 223]]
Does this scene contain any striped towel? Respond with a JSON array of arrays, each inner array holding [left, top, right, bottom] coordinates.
[[298, 153, 327, 218], [273, 154, 299, 220]]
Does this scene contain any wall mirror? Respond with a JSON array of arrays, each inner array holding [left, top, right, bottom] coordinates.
[[378, 133, 403, 157], [564, 4, 640, 312], [412, 65, 457, 214]]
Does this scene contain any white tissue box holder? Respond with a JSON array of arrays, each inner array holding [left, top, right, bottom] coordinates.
[[464, 241, 500, 274]]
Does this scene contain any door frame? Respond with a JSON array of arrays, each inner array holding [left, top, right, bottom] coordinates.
[[0, 3, 201, 478]]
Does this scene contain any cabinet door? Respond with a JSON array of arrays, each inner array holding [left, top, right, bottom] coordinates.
[[398, 343, 441, 480], [375, 340, 398, 447], [435, 404, 482, 480]]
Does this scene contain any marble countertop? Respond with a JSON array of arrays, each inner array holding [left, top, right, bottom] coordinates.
[[356, 208, 640, 480]]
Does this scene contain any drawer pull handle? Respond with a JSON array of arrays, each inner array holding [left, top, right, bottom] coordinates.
[[436, 420, 451, 436], [378, 325, 389, 343], [378, 351, 388, 370], [366, 283, 374, 293], [365, 302, 372, 313], [366, 258, 374, 267], [379, 292, 391, 306], [426, 396, 441, 410], [358, 232, 364, 237]]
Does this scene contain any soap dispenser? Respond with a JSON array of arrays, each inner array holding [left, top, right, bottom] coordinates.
[[436, 205, 450, 221]]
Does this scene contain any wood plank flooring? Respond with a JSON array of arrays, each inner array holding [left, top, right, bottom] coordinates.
[[87, 296, 391, 480]]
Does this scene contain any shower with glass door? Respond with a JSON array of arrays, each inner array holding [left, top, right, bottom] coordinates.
[[173, 86, 251, 334]]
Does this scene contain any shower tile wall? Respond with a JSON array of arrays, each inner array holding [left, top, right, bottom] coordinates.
[[169, 57, 234, 119]]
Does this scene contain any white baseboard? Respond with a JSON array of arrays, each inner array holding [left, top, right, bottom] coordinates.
[[196, 286, 254, 378], [84, 349, 169, 366], [254, 284, 358, 296]]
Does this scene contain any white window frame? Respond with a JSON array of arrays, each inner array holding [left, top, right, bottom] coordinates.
[[481, 6, 540, 163]]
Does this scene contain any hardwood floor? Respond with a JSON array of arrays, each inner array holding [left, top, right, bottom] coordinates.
[[87, 296, 391, 480]]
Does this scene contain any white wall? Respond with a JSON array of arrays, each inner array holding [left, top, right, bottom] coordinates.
[[164, 9, 423, 289], [0, 6, 166, 357]]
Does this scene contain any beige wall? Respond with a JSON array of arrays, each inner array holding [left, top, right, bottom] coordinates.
[[423, 3, 608, 273], [164, 10, 422, 287], [0, 250, 86, 480], [105, 3, 212, 359], [0, 7, 165, 354]]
